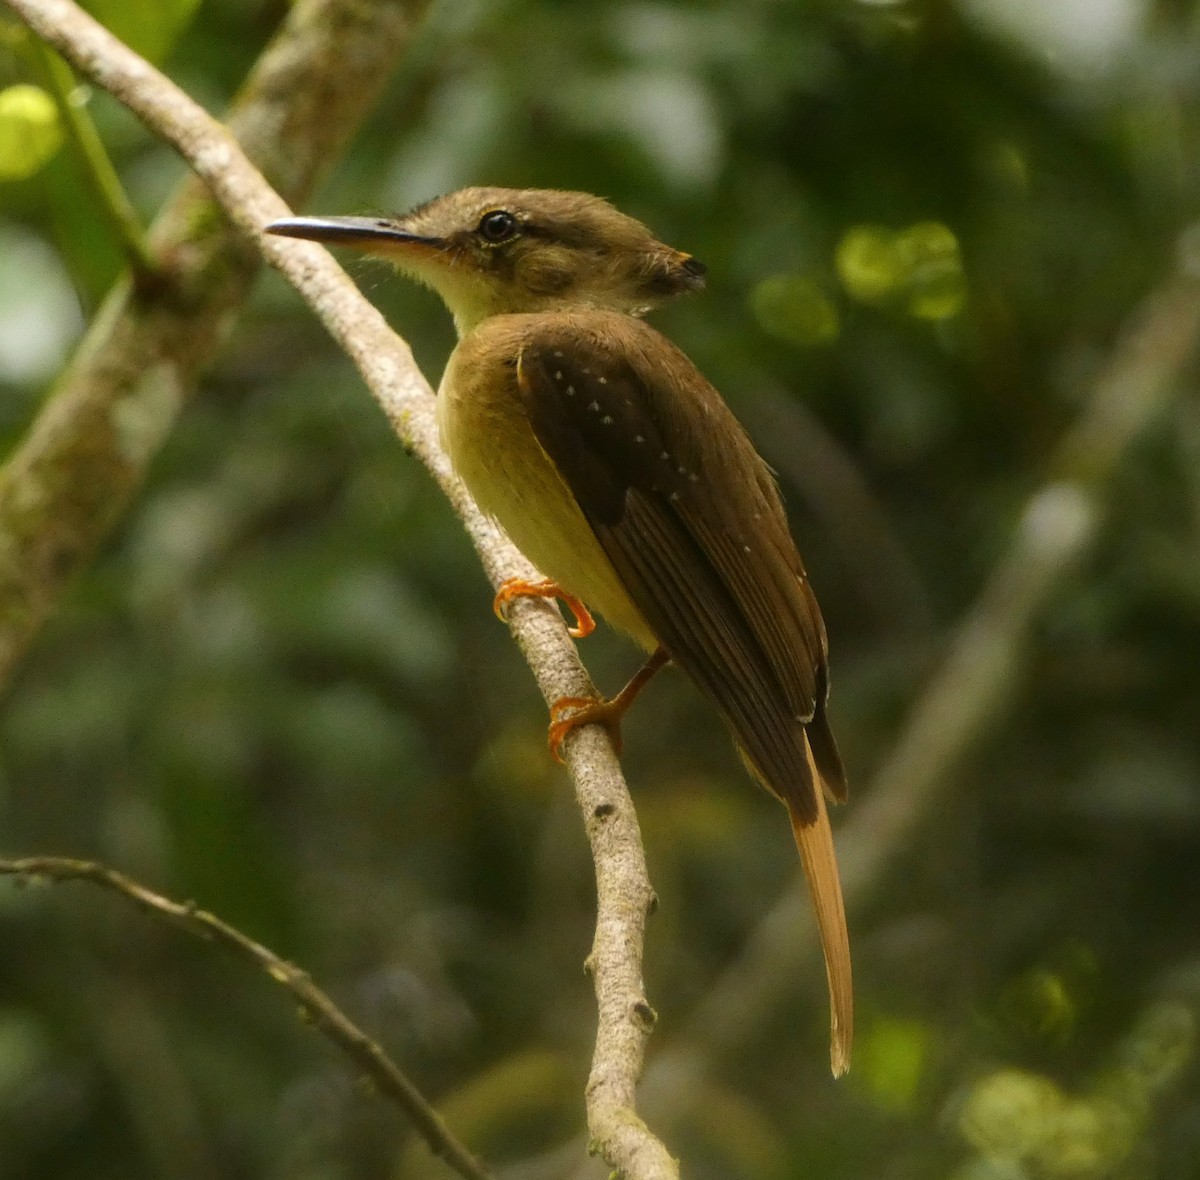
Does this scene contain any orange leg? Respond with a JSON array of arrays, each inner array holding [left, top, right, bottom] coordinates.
[[493, 578, 595, 639], [548, 647, 671, 763]]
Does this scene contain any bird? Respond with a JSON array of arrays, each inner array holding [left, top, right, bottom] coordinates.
[[266, 187, 853, 1075]]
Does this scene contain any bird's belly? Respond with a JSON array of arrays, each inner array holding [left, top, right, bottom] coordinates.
[[437, 370, 655, 649]]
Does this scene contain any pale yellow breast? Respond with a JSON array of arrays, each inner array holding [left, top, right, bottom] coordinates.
[[436, 318, 655, 649]]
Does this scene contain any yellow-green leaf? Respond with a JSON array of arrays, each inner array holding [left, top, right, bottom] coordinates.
[[858, 1015, 931, 1112], [835, 224, 902, 303], [835, 220, 967, 319], [751, 273, 840, 347], [0, 84, 63, 181], [894, 221, 966, 320]]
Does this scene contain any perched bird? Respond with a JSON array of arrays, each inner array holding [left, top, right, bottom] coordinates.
[[266, 188, 853, 1074]]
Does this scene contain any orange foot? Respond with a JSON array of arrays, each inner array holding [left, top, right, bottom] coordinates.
[[547, 647, 670, 763], [492, 578, 595, 639], [548, 694, 627, 762]]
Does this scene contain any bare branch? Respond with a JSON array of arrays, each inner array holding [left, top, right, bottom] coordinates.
[[0, 856, 494, 1180], [1, 2, 675, 1175], [0, 0, 428, 689]]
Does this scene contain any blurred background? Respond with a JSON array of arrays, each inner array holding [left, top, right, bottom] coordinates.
[[2, 0, 1200, 1177]]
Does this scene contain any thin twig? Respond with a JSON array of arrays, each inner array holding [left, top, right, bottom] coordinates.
[[0, 2, 675, 1175], [34, 40, 156, 274], [0, 856, 493, 1180]]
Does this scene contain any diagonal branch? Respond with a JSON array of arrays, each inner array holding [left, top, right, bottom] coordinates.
[[1, 2, 675, 1176], [0, 0, 429, 689], [0, 856, 494, 1180]]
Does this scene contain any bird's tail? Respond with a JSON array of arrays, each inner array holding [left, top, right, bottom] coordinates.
[[788, 739, 853, 1077]]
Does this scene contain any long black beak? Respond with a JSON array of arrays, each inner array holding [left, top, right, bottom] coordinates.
[[265, 216, 440, 250]]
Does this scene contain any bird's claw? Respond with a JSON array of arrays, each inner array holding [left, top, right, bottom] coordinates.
[[492, 578, 595, 638], [547, 695, 625, 762]]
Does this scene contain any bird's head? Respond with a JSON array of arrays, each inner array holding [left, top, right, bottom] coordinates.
[[266, 186, 706, 335]]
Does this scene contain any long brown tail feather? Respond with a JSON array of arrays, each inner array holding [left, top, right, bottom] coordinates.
[[788, 739, 853, 1077]]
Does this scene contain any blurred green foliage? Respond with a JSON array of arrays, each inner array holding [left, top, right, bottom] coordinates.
[[2, 0, 1200, 1177]]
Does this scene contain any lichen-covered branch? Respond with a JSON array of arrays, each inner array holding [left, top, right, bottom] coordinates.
[[0, 857, 494, 1180], [0, 0, 429, 689], [1, 2, 675, 1175]]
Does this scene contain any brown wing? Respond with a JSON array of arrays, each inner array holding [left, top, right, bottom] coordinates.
[[517, 311, 846, 822]]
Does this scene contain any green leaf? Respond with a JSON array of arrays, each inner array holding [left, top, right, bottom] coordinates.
[[0, 84, 63, 180], [835, 224, 900, 303], [859, 1015, 931, 1113], [751, 273, 840, 348]]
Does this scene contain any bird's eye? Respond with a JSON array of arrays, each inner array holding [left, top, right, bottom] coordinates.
[[478, 210, 518, 243]]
